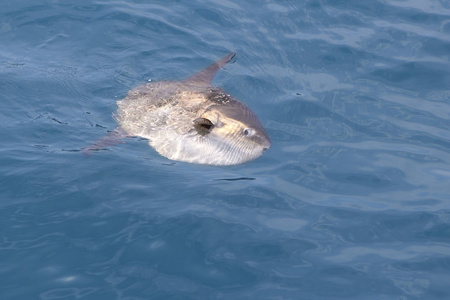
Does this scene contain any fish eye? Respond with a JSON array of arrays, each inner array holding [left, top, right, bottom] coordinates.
[[243, 128, 255, 136]]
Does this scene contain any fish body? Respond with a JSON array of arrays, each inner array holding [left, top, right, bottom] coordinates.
[[87, 52, 271, 165]]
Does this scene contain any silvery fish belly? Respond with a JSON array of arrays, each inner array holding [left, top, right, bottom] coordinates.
[[115, 52, 271, 166]]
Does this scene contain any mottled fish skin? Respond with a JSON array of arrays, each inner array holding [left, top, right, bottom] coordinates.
[[108, 52, 270, 165]]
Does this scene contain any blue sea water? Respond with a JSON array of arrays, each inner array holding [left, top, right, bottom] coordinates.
[[1, 0, 450, 299]]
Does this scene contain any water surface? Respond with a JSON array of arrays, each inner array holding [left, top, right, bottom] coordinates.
[[1, 0, 450, 299]]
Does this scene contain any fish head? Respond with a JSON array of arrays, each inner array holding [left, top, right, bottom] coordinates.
[[192, 98, 271, 165]]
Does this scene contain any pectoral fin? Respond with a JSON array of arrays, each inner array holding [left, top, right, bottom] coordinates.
[[193, 117, 214, 135]]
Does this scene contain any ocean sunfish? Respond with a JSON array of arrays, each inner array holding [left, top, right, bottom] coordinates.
[[85, 52, 271, 165]]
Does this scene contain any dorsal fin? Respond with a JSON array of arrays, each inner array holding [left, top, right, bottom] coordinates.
[[184, 52, 236, 86]]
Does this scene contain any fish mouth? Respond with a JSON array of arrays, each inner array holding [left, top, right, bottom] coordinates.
[[261, 138, 271, 151], [250, 131, 271, 151]]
